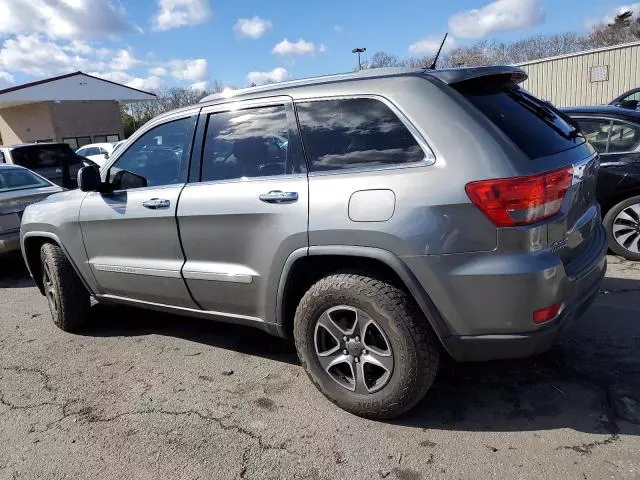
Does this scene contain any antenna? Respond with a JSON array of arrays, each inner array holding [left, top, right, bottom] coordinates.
[[427, 33, 448, 70]]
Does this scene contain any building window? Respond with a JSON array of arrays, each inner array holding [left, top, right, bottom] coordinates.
[[63, 136, 92, 150], [590, 65, 609, 82], [93, 134, 120, 143]]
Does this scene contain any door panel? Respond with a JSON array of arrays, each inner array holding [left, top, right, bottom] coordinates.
[[79, 112, 199, 307], [178, 177, 308, 318], [177, 97, 308, 320], [80, 185, 197, 307]]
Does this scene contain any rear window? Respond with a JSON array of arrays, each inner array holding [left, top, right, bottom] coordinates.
[[454, 78, 584, 159], [11, 144, 82, 169], [0, 168, 50, 193]]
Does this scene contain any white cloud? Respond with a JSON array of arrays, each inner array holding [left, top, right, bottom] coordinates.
[[0, 34, 95, 76], [110, 49, 141, 71], [169, 58, 208, 82], [602, 3, 640, 23], [128, 75, 163, 91], [319, 44, 327, 53], [90, 70, 163, 91], [449, 0, 545, 39], [247, 67, 289, 85], [334, 25, 344, 33], [409, 35, 458, 55], [65, 40, 94, 55], [190, 80, 209, 91], [152, 0, 211, 31], [0, 71, 14, 87], [233, 16, 272, 39], [96, 47, 111, 58], [149, 66, 168, 76], [272, 38, 317, 56], [0, 0, 138, 39], [0, 32, 203, 92]]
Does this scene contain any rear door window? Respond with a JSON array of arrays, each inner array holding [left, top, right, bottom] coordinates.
[[574, 119, 612, 153], [295, 98, 426, 172], [201, 105, 304, 182], [454, 78, 584, 159], [609, 121, 640, 153]]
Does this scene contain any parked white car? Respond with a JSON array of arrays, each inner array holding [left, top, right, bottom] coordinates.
[[75, 143, 116, 167]]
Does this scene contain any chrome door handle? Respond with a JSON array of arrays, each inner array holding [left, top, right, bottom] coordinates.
[[259, 190, 298, 204], [142, 198, 170, 209]]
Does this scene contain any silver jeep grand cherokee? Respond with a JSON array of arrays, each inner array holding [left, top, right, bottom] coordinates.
[[20, 66, 607, 419]]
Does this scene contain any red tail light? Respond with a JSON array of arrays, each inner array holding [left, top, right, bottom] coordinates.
[[533, 303, 562, 324], [465, 167, 573, 227]]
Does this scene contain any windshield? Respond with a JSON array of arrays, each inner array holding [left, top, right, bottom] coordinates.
[[0, 168, 51, 193], [454, 77, 585, 159]]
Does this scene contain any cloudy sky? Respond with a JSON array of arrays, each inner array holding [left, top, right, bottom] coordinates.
[[0, 0, 636, 92]]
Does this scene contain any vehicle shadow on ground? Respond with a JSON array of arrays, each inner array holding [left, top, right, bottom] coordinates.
[[77, 274, 640, 435], [400, 275, 640, 436], [84, 303, 300, 365], [0, 253, 34, 289]]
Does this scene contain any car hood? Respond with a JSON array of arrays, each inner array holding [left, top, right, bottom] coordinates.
[[33, 188, 83, 205]]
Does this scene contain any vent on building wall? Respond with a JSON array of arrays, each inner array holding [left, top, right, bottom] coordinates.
[[590, 65, 609, 82]]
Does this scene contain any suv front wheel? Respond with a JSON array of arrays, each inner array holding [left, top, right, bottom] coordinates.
[[294, 273, 439, 420], [40, 243, 90, 332]]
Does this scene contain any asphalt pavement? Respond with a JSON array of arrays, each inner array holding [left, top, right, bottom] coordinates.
[[0, 253, 639, 480]]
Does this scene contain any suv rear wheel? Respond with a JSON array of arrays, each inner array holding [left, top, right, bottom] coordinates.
[[293, 273, 439, 419], [40, 243, 90, 332]]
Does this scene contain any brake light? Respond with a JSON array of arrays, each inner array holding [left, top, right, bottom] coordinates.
[[533, 303, 562, 324], [465, 167, 573, 227]]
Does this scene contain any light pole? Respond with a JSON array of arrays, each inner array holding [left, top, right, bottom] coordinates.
[[352, 47, 366, 70]]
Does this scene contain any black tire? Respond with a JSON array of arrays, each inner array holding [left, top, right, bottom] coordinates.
[[40, 242, 90, 332], [293, 273, 440, 420], [603, 195, 640, 261]]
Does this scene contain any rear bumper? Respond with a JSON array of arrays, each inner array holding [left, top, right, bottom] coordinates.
[[441, 258, 604, 361], [0, 230, 20, 254], [402, 223, 608, 361]]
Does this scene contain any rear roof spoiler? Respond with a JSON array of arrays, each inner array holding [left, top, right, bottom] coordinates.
[[427, 65, 527, 85]]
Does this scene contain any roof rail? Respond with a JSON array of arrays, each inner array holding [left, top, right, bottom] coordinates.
[[199, 65, 526, 104]]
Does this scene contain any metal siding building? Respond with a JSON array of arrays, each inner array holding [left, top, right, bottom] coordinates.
[[517, 41, 640, 107]]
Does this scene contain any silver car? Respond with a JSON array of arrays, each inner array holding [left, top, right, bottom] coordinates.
[[0, 165, 61, 254], [20, 66, 607, 419]]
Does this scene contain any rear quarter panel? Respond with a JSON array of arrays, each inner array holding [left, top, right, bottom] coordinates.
[[298, 75, 531, 256]]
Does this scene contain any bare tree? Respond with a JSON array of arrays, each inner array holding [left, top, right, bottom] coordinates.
[[588, 10, 640, 47], [364, 51, 405, 68], [365, 8, 638, 72], [122, 80, 233, 135]]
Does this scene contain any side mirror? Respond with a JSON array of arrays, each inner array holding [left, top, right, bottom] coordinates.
[[77, 165, 101, 192], [111, 169, 147, 190], [104, 152, 109, 160], [82, 158, 99, 168]]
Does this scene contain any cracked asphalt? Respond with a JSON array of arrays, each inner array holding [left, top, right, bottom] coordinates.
[[1, 254, 639, 480]]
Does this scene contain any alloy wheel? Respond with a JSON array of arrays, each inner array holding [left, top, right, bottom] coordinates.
[[42, 261, 59, 316], [612, 203, 640, 254], [314, 305, 394, 394]]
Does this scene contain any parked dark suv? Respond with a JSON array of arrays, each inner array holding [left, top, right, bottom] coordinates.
[[21, 66, 607, 419], [0, 142, 88, 189]]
